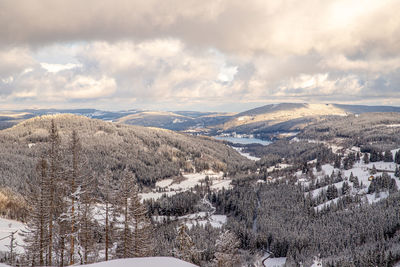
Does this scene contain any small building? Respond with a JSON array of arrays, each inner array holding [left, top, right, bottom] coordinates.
[[368, 175, 374, 181]]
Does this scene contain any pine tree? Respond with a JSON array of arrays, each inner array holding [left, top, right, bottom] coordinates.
[[214, 230, 240, 267], [174, 224, 197, 263], [395, 165, 400, 178], [118, 169, 134, 258], [77, 174, 96, 264], [68, 130, 81, 265], [116, 169, 153, 258], [370, 165, 377, 175], [6, 231, 17, 266], [21, 157, 50, 266], [342, 181, 350, 195], [363, 153, 370, 164], [383, 150, 393, 162], [130, 185, 152, 257], [316, 161, 322, 172], [395, 151, 400, 164], [47, 119, 63, 266], [327, 185, 338, 200], [98, 169, 116, 261]]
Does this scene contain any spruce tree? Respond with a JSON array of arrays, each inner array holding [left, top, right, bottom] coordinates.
[[21, 158, 50, 266], [383, 150, 393, 162], [47, 119, 63, 266], [98, 169, 117, 261], [174, 224, 197, 263]]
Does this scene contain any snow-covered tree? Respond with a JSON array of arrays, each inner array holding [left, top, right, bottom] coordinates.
[[47, 119, 63, 266], [214, 230, 240, 267], [98, 169, 117, 261], [174, 224, 198, 264], [116, 169, 153, 258], [21, 158, 50, 266]]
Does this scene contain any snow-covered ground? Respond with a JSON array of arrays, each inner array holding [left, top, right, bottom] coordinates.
[[301, 148, 400, 211], [232, 147, 261, 161], [263, 257, 286, 267], [0, 218, 25, 254], [0, 257, 198, 267], [153, 195, 227, 229], [82, 257, 198, 267], [140, 171, 232, 201], [267, 163, 291, 173]]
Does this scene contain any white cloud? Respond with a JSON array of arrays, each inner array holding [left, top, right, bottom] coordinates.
[[63, 75, 117, 99], [40, 62, 82, 73]]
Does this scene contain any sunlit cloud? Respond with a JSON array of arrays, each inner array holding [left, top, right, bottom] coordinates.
[[0, 0, 399, 110]]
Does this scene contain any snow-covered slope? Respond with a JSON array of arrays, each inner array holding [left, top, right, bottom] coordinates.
[[0, 218, 25, 254], [81, 257, 198, 267]]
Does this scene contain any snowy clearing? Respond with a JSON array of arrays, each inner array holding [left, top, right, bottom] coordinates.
[[263, 257, 286, 267], [0, 218, 25, 254], [232, 147, 260, 161], [141, 171, 231, 201]]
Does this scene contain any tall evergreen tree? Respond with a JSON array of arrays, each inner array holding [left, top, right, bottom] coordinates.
[[98, 169, 117, 261], [21, 158, 50, 266], [47, 119, 63, 266], [174, 224, 197, 263]]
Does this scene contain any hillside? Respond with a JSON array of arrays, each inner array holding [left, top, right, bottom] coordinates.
[[299, 112, 400, 149], [0, 114, 248, 192], [116, 110, 234, 131]]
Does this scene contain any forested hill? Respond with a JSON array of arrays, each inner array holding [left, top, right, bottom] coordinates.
[[0, 114, 249, 192]]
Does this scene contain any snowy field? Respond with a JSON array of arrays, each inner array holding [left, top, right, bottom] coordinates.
[[140, 170, 232, 201], [232, 147, 261, 161]]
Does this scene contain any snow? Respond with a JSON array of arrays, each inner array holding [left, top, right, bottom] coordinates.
[[141, 171, 231, 201], [210, 179, 232, 190], [267, 163, 291, 173], [366, 191, 389, 204], [0, 218, 25, 254], [301, 149, 400, 211], [155, 178, 174, 188], [232, 147, 260, 161], [184, 214, 227, 229], [140, 191, 177, 201], [263, 257, 286, 267], [79, 257, 198, 267]]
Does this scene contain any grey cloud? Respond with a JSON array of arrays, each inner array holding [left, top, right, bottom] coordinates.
[[1, 0, 400, 58]]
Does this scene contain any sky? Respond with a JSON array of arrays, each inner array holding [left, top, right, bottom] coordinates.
[[0, 0, 400, 112]]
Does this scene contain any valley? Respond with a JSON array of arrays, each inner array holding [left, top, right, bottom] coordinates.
[[1, 104, 400, 266]]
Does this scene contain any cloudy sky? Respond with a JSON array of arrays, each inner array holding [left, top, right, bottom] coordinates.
[[1, 0, 400, 112]]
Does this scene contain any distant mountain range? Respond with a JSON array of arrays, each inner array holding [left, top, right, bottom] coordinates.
[[2, 103, 400, 138]]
